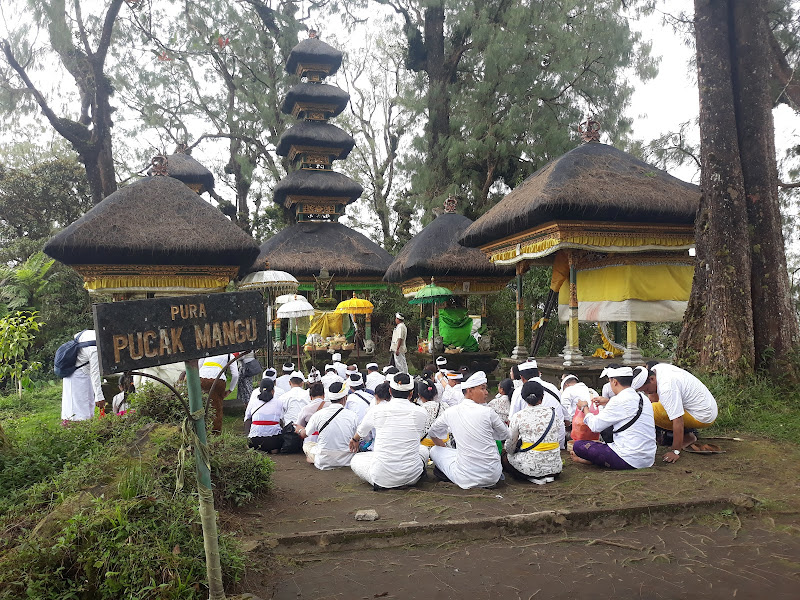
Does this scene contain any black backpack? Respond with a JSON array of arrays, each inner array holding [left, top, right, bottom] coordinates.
[[53, 330, 96, 378]]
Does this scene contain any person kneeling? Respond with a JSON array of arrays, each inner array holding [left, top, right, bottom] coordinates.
[[349, 373, 428, 490], [427, 371, 510, 489], [571, 366, 656, 470], [502, 381, 563, 484], [245, 378, 284, 454]]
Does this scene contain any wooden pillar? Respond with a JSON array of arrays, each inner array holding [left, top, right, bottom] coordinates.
[[511, 263, 528, 360], [623, 320, 643, 365], [563, 255, 584, 365]]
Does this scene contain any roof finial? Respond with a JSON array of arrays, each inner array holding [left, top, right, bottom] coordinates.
[[578, 114, 601, 143], [308, 29, 318, 39], [443, 195, 458, 213], [150, 155, 168, 176]]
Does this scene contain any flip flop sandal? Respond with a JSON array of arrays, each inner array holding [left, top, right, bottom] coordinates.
[[684, 442, 725, 454]]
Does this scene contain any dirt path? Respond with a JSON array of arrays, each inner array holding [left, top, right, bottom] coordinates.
[[226, 437, 800, 541], [241, 515, 800, 599]]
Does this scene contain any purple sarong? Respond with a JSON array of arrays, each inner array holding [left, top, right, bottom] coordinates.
[[573, 440, 634, 470]]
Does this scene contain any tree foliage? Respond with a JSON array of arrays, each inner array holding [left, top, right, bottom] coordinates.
[[0, 311, 43, 397]]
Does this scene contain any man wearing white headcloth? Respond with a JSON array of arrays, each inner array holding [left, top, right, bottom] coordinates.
[[433, 356, 449, 396], [560, 374, 598, 420], [365, 362, 384, 392], [390, 313, 408, 374], [331, 352, 347, 379], [298, 381, 358, 469], [349, 373, 428, 489], [509, 360, 567, 447], [427, 371, 510, 489], [275, 362, 295, 395], [440, 371, 464, 407], [572, 366, 656, 469], [278, 371, 311, 427], [344, 372, 373, 424], [321, 364, 343, 390]]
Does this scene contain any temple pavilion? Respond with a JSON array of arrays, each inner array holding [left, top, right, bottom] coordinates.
[[245, 31, 393, 353], [460, 118, 700, 378], [384, 196, 514, 368]]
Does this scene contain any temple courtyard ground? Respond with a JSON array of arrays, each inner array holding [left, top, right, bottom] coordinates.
[[220, 424, 800, 599]]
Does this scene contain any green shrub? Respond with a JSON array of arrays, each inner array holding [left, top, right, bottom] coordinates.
[[128, 382, 189, 424]]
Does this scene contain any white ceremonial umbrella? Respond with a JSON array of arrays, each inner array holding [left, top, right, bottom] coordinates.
[[277, 298, 316, 367], [237, 270, 300, 368], [275, 293, 308, 305]]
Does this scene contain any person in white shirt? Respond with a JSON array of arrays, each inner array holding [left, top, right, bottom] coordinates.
[[364, 363, 384, 392], [560, 374, 597, 419], [433, 356, 449, 396], [279, 371, 310, 426], [244, 378, 284, 453], [331, 352, 347, 379], [321, 364, 343, 391], [296, 382, 328, 431], [636, 362, 718, 463], [349, 373, 428, 489], [440, 371, 464, 407], [199, 353, 239, 434], [600, 364, 621, 400], [298, 381, 359, 469], [390, 313, 408, 373], [344, 372, 372, 421], [60, 329, 104, 422], [274, 362, 294, 395], [572, 366, 656, 470], [509, 360, 566, 447], [428, 371, 510, 489]]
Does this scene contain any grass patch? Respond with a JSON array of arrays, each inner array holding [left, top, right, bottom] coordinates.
[[702, 374, 800, 443], [0, 383, 274, 599]]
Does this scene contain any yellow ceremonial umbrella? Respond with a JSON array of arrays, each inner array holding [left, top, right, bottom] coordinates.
[[335, 294, 374, 357]]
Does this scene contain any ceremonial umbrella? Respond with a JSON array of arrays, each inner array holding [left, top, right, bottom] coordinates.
[[335, 293, 374, 358], [237, 270, 299, 367], [276, 293, 307, 304], [277, 298, 316, 367], [408, 278, 453, 350]]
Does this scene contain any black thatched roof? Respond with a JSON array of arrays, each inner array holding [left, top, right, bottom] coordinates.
[[273, 169, 363, 206], [281, 83, 349, 117], [248, 221, 393, 278], [276, 121, 355, 159], [385, 213, 515, 283], [44, 176, 260, 268], [285, 36, 343, 77], [461, 142, 701, 248], [146, 153, 214, 191]]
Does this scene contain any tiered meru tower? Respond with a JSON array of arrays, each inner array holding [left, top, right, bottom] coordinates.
[[246, 30, 393, 347]]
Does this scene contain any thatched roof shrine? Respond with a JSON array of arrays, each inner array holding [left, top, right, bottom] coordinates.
[[460, 141, 700, 250], [276, 121, 355, 161], [248, 221, 393, 289], [273, 169, 363, 209], [385, 210, 514, 296], [285, 33, 343, 79], [281, 83, 350, 119], [45, 175, 259, 269], [146, 151, 214, 194]]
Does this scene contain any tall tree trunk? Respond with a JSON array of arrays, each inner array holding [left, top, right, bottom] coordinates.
[[424, 3, 452, 204], [731, 1, 800, 373], [677, 0, 755, 375]]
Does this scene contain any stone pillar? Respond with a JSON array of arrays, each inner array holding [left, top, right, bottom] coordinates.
[[511, 264, 528, 360], [563, 259, 584, 366], [364, 291, 372, 345], [623, 320, 643, 364]]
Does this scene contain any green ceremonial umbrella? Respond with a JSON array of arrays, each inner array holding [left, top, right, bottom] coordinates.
[[408, 278, 453, 351]]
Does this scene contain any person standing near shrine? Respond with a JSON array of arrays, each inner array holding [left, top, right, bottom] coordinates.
[[390, 313, 408, 373], [60, 329, 104, 422], [199, 353, 239, 434], [427, 371, 510, 489]]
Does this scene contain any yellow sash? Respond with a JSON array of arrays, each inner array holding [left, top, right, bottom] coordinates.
[[519, 441, 560, 452], [204, 362, 224, 369]]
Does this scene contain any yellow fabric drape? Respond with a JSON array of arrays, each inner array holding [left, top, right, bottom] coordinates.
[[557, 264, 694, 304], [307, 311, 344, 338], [550, 251, 570, 292]]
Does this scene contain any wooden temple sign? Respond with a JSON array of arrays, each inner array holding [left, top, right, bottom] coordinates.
[[92, 291, 268, 375]]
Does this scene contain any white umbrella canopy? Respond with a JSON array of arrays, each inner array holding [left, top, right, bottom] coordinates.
[[275, 293, 308, 305], [237, 270, 299, 294], [276, 298, 315, 318]]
